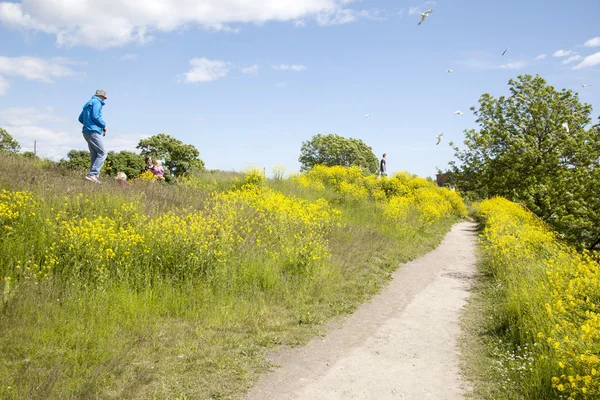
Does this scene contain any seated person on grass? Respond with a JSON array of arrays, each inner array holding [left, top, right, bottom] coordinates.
[[151, 160, 165, 181]]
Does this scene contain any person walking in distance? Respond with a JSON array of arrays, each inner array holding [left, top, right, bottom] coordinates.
[[380, 153, 387, 177], [78, 90, 108, 183]]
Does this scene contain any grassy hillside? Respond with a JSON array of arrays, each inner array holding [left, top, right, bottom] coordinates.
[[0, 155, 466, 399], [462, 197, 600, 400]]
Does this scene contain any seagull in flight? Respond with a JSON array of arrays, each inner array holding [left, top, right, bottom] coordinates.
[[502, 47, 510, 56], [562, 122, 570, 133], [436, 133, 444, 145], [446, 69, 453, 73], [581, 84, 591, 88], [454, 111, 464, 116], [418, 9, 433, 25], [365, 114, 371, 118]]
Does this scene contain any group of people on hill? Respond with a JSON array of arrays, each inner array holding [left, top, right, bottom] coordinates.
[[78, 89, 165, 185], [79, 89, 389, 184], [144, 155, 165, 180]]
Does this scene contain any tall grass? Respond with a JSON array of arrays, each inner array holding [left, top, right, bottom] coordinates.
[[0, 155, 465, 399], [469, 197, 600, 400]]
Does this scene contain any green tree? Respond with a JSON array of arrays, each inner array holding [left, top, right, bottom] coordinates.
[[451, 74, 600, 250], [59, 150, 90, 171], [137, 134, 205, 176], [21, 151, 39, 159], [104, 151, 146, 179], [60, 150, 148, 179], [0, 127, 21, 153], [299, 133, 378, 173]]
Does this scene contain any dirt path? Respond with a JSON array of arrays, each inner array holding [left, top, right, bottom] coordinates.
[[246, 221, 478, 400]]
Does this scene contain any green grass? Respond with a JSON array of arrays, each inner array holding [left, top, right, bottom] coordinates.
[[0, 155, 459, 399], [459, 215, 541, 400], [459, 268, 524, 400], [461, 199, 600, 400]]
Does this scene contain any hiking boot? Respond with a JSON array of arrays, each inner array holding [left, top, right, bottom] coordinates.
[[85, 175, 102, 184]]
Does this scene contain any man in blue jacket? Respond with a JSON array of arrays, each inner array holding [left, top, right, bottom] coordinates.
[[78, 90, 108, 183]]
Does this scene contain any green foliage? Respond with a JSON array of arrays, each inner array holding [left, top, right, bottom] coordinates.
[[137, 133, 205, 177], [0, 156, 459, 398], [60, 150, 147, 179], [0, 127, 21, 153], [104, 151, 145, 179], [469, 198, 600, 399], [21, 151, 39, 159], [451, 74, 600, 250], [59, 150, 90, 171], [299, 133, 378, 174]]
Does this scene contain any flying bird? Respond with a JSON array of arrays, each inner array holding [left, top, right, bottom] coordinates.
[[365, 114, 371, 118], [454, 111, 464, 116], [502, 47, 510, 56], [581, 84, 591, 88], [418, 9, 433, 25], [436, 133, 444, 145], [562, 122, 570, 133], [446, 69, 453, 73]]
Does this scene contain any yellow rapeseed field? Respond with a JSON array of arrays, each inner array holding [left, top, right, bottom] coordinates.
[[293, 165, 467, 226], [2, 167, 466, 296], [0, 165, 467, 398], [478, 197, 600, 399]]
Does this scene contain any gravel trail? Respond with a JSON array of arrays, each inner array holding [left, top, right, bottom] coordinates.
[[245, 221, 478, 400]]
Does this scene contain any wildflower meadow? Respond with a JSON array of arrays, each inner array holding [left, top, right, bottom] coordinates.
[[474, 197, 600, 400], [0, 155, 465, 399]]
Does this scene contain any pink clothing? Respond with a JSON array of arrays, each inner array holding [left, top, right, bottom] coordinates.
[[151, 165, 165, 178]]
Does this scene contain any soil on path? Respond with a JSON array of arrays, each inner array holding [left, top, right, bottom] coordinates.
[[245, 221, 478, 400]]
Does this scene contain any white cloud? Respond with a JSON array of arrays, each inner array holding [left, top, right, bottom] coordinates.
[[573, 52, 600, 70], [584, 37, 600, 47], [273, 64, 307, 71], [0, 0, 366, 48], [0, 106, 62, 125], [0, 75, 8, 96], [408, 2, 435, 16], [120, 53, 138, 61], [104, 133, 148, 153], [535, 54, 546, 60], [182, 58, 230, 83], [0, 56, 75, 82], [0, 106, 71, 158], [562, 54, 582, 65], [499, 61, 526, 70], [241, 64, 260, 75], [3, 124, 78, 159], [553, 49, 573, 57], [316, 8, 382, 25], [0, 105, 146, 160]]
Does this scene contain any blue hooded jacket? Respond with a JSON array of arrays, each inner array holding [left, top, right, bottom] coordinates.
[[78, 96, 106, 134]]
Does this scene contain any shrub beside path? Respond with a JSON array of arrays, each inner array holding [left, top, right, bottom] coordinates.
[[246, 221, 478, 400]]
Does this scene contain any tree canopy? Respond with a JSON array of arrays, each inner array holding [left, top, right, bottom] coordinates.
[[103, 151, 146, 179], [59, 150, 89, 171], [60, 150, 146, 179], [299, 133, 378, 174], [451, 74, 600, 250], [137, 134, 205, 176], [0, 127, 21, 153]]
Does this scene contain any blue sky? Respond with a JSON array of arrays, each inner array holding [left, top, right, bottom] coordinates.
[[0, 0, 598, 178]]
